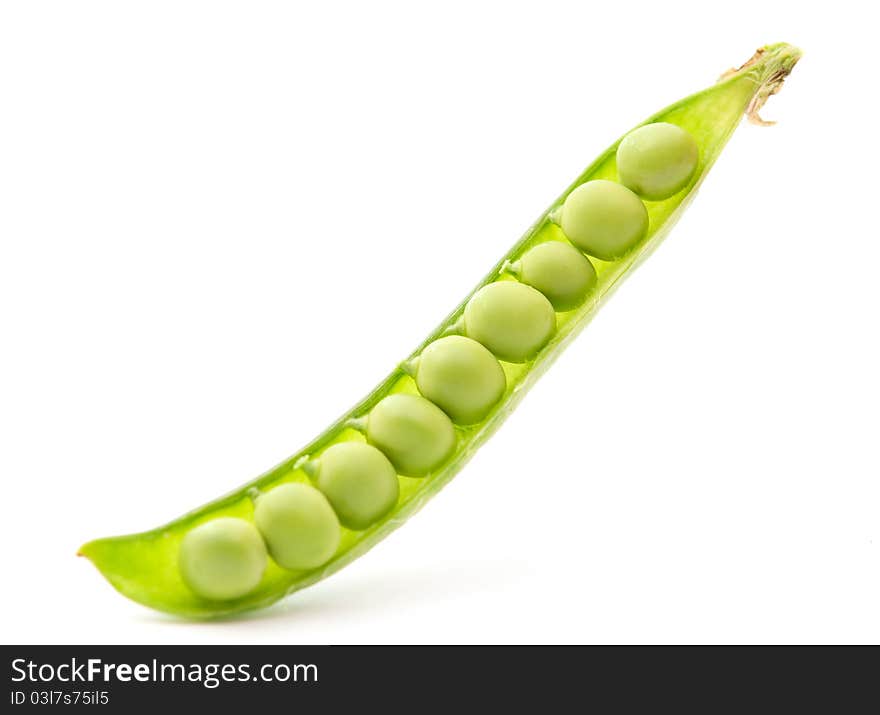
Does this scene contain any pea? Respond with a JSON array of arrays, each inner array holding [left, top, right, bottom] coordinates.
[[559, 180, 648, 261], [366, 394, 456, 477], [616, 122, 699, 201], [463, 281, 556, 362], [510, 241, 597, 312], [178, 518, 267, 601], [413, 335, 506, 424], [80, 42, 804, 619], [254, 483, 340, 570], [313, 442, 399, 530]]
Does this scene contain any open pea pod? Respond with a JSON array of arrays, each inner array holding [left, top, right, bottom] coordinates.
[[80, 43, 802, 618]]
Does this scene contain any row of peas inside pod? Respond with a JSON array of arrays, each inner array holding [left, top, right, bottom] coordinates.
[[177, 122, 700, 602]]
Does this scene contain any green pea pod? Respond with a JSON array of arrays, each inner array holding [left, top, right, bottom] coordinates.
[[80, 42, 802, 618]]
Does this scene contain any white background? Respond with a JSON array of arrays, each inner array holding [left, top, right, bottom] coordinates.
[[1, 1, 877, 645]]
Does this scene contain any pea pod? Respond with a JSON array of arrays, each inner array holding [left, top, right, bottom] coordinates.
[[80, 43, 802, 618]]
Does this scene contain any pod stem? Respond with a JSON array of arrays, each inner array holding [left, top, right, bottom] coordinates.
[[719, 42, 803, 126]]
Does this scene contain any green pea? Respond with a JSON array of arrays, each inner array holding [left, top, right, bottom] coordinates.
[[254, 483, 340, 570], [366, 394, 456, 477], [559, 180, 648, 261], [80, 42, 804, 619], [463, 281, 556, 362], [178, 518, 267, 601], [511, 241, 597, 312], [413, 335, 506, 424], [313, 442, 399, 530], [616, 122, 699, 201]]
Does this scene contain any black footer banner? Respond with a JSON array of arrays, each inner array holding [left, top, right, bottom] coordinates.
[[3, 645, 877, 709]]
